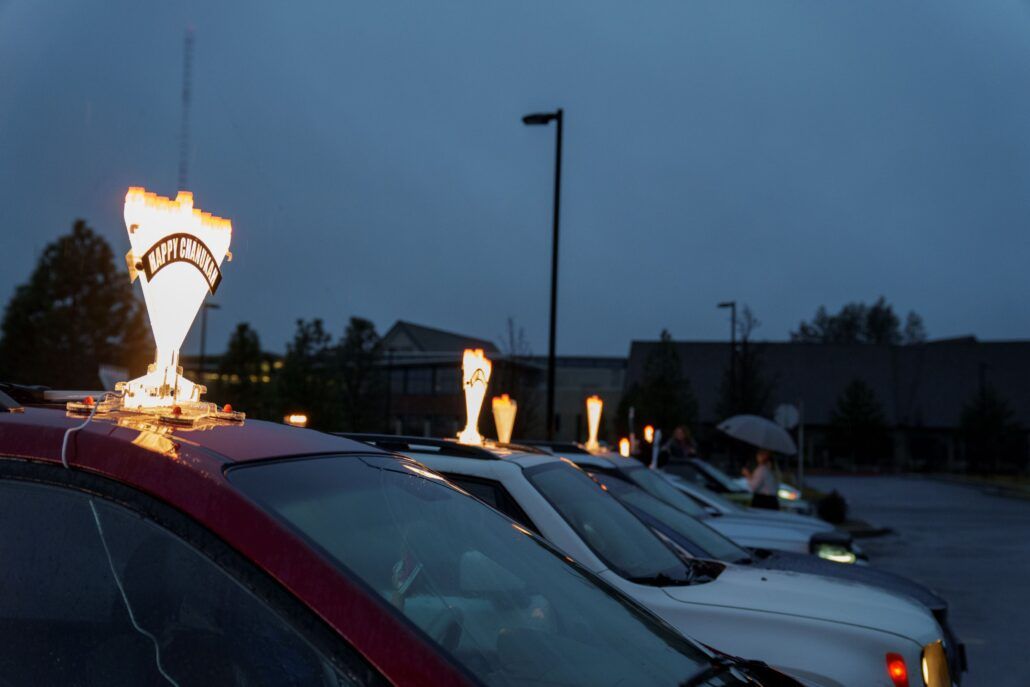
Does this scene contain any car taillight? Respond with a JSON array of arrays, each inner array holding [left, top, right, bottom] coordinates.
[[886, 653, 909, 687]]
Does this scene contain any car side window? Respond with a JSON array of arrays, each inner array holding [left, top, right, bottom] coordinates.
[[445, 474, 538, 533], [0, 478, 365, 687]]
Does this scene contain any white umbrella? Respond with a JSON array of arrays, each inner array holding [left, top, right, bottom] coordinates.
[[717, 414, 797, 455]]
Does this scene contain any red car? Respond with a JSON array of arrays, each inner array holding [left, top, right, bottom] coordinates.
[[0, 388, 794, 687]]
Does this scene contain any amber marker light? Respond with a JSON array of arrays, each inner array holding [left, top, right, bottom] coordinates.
[[284, 413, 308, 428], [643, 425, 655, 443], [618, 437, 631, 457], [885, 653, 909, 687]]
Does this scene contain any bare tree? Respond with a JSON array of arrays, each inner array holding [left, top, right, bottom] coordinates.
[[495, 317, 542, 439]]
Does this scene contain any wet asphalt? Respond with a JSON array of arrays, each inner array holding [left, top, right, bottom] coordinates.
[[806, 475, 1030, 687]]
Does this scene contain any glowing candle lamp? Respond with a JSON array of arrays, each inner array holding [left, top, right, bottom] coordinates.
[[584, 395, 603, 451], [457, 349, 492, 445], [492, 394, 518, 444]]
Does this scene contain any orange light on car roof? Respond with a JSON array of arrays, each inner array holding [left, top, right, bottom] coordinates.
[[284, 413, 308, 428], [618, 437, 630, 457]]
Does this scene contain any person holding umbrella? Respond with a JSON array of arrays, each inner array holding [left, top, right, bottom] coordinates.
[[742, 449, 780, 510], [717, 414, 797, 511]]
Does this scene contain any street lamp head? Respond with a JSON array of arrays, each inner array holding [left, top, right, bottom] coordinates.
[[522, 112, 558, 125], [717, 301, 735, 309]]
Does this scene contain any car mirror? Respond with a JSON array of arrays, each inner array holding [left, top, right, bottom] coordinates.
[[460, 550, 523, 595]]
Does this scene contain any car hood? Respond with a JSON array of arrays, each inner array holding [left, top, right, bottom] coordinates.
[[705, 514, 814, 549], [740, 508, 834, 532], [755, 550, 946, 612], [661, 564, 938, 642]]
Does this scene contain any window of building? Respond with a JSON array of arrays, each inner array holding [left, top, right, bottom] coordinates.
[[405, 368, 433, 395], [433, 367, 459, 395]]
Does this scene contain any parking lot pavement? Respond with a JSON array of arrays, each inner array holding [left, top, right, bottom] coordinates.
[[807, 475, 1030, 687]]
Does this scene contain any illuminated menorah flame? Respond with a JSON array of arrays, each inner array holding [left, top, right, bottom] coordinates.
[[584, 395, 603, 452], [457, 349, 492, 445], [492, 394, 517, 444]]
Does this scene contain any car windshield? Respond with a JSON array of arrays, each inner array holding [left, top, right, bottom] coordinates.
[[230, 454, 714, 687], [620, 464, 709, 517], [593, 474, 752, 565], [524, 461, 694, 584], [692, 460, 750, 494], [692, 482, 746, 513]]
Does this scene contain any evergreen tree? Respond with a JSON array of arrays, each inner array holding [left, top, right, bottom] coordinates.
[[0, 220, 150, 388], [960, 384, 1025, 474], [213, 322, 270, 418], [337, 317, 386, 432], [618, 330, 697, 437], [828, 379, 891, 465], [276, 318, 339, 430]]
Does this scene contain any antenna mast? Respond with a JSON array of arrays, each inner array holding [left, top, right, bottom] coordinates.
[[178, 27, 194, 191]]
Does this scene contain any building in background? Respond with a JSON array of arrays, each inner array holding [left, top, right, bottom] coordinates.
[[382, 321, 625, 442], [625, 336, 1030, 471]]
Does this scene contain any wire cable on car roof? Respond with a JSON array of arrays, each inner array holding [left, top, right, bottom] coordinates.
[[58, 391, 181, 687]]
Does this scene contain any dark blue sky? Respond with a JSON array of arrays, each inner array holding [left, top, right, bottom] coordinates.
[[2, 1, 1029, 355]]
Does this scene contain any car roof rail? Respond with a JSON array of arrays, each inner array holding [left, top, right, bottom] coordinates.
[[518, 439, 592, 455], [337, 433, 553, 460], [0, 383, 109, 408], [0, 388, 24, 413], [336, 433, 503, 460]]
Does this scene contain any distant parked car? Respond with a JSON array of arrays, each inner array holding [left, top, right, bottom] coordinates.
[[589, 469, 966, 682], [666, 456, 814, 515], [347, 434, 952, 687], [531, 442, 861, 564]]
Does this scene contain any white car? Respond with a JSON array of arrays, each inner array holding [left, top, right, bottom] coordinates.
[[656, 471, 864, 563], [669, 456, 813, 514], [347, 435, 950, 687], [536, 444, 862, 564]]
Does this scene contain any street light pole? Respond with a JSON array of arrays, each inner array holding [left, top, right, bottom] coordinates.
[[718, 301, 736, 408], [523, 108, 564, 440]]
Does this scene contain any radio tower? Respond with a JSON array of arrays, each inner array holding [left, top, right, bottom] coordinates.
[[177, 27, 195, 191]]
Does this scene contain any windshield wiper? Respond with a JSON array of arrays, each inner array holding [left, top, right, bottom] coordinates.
[[680, 656, 735, 686], [681, 655, 771, 687], [629, 569, 693, 586]]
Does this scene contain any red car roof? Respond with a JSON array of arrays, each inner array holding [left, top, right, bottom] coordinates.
[[0, 406, 474, 687]]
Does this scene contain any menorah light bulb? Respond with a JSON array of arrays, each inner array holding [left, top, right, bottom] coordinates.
[[584, 395, 603, 451], [492, 394, 518, 444], [457, 348, 492, 445], [619, 437, 631, 457], [644, 425, 655, 443]]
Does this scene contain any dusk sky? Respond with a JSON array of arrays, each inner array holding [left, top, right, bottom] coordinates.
[[3, 1, 1030, 356]]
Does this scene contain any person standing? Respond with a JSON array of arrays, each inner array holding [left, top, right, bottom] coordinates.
[[663, 425, 697, 460], [742, 449, 779, 510]]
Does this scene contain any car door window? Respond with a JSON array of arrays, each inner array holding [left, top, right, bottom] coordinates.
[[0, 478, 365, 687]]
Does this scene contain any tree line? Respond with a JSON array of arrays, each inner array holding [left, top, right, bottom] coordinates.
[[0, 221, 1024, 472]]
